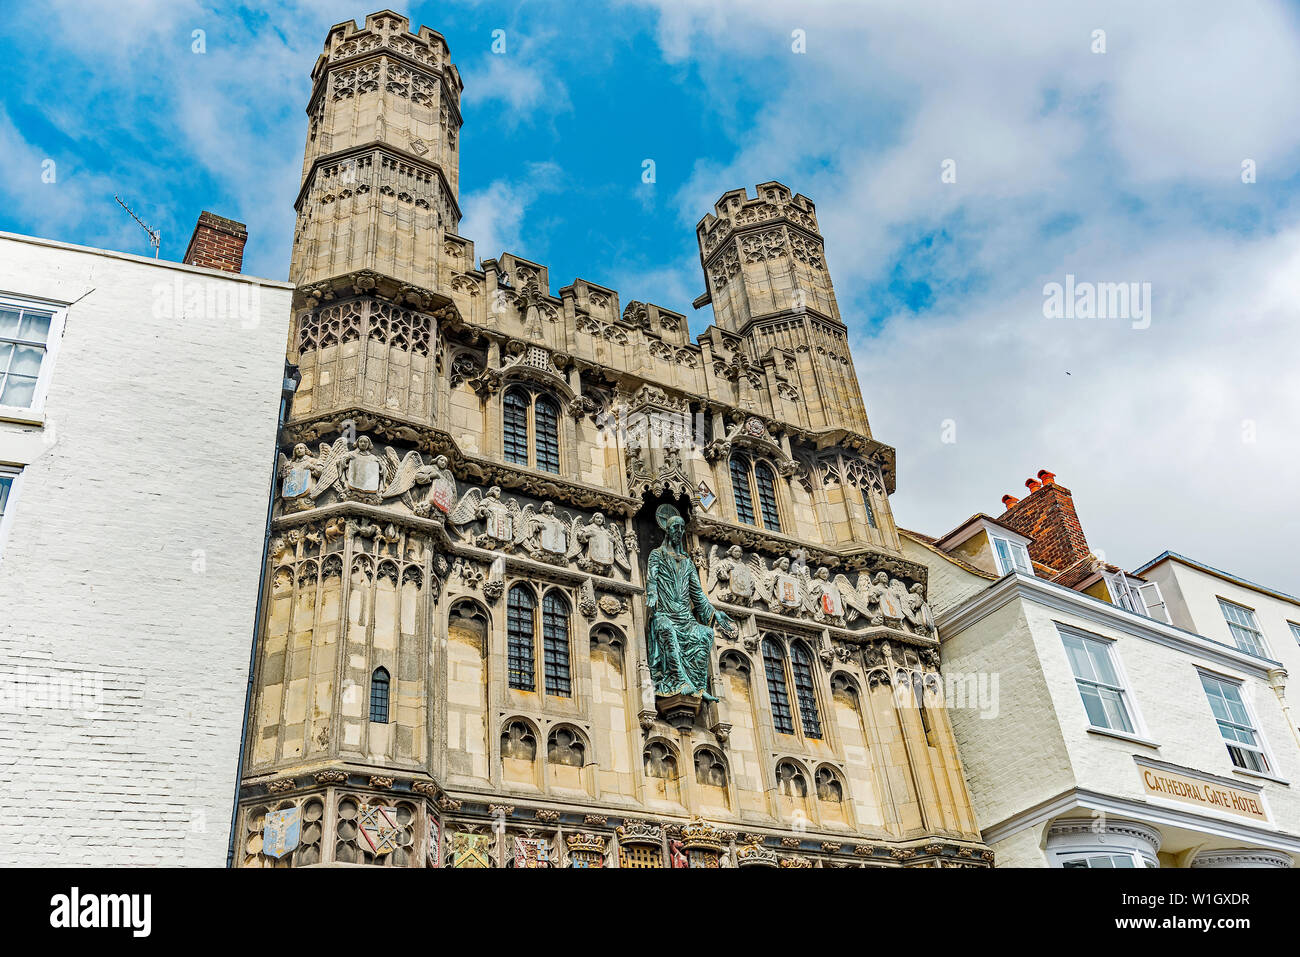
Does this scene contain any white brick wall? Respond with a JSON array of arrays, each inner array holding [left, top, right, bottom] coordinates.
[[0, 233, 291, 866]]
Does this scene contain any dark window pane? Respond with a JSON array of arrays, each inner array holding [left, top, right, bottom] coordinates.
[[507, 585, 536, 691], [542, 591, 571, 697], [861, 486, 878, 529], [369, 667, 390, 723], [503, 389, 529, 466], [754, 461, 781, 531], [534, 395, 561, 473], [730, 456, 755, 526], [763, 639, 795, 735], [790, 642, 822, 738]]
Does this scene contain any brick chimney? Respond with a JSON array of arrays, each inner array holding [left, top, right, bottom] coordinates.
[[182, 211, 247, 273], [997, 469, 1091, 574]]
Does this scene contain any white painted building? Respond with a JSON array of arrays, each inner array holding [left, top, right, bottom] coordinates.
[[1137, 552, 1300, 707], [0, 226, 292, 865], [902, 472, 1300, 868]]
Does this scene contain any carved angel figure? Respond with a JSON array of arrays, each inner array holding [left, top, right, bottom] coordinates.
[[515, 501, 575, 559], [338, 435, 385, 494], [902, 583, 935, 635], [288, 436, 352, 502], [805, 566, 846, 623], [378, 446, 426, 500], [570, 512, 631, 575], [706, 544, 757, 604], [751, 555, 804, 610], [277, 443, 324, 502], [446, 485, 519, 546]]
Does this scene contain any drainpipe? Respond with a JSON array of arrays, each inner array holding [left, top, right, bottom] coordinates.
[[1267, 668, 1300, 750], [226, 361, 299, 867]]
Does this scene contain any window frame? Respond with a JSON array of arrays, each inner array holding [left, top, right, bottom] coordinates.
[[1198, 670, 1273, 775], [729, 453, 783, 531], [1288, 621, 1300, 646], [501, 384, 562, 475], [0, 295, 65, 418], [1058, 626, 1144, 738], [1217, 598, 1270, 658], [506, 583, 573, 699], [506, 584, 538, 692], [991, 534, 1033, 576], [762, 635, 824, 742], [368, 667, 391, 724]]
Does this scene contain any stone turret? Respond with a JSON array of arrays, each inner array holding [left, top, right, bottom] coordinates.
[[291, 9, 463, 288], [695, 183, 870, 437]]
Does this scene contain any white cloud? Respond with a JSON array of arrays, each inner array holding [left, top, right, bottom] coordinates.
[[459, 161, 564, 265], [628, 0, 1300, 586]]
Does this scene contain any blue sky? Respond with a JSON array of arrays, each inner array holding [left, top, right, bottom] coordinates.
[[2, 0, 1299, 589]]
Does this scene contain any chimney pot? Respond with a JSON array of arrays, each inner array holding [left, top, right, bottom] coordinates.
[[1025, 478, 1042, 492], [1001, 494, 1020, 508], [1037, 469, 1056, 485]]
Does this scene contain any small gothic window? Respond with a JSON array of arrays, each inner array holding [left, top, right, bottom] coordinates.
[[763, 639, 795, 735], [644, 741, 678, 779], [754, 460, 782, 531], [541, 590, 572, 697], [861, 485, 878, 529], [503, 387, 529, 466], [815, 766, 844, 803], [730, 455, 756, 525], [695, 749, 727, 788], [548, 727, 585, 767], [369, 667, 390, 723], [507, 585, 536, 691], [913, 672, 936, 747], [501, 720, 537, 761], [790, 642, 823, 739], [776, 761, 807, 798], [534, 395, 561, 474]]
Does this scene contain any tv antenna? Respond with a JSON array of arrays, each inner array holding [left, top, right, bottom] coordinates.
[[114, 194, 160, 258]]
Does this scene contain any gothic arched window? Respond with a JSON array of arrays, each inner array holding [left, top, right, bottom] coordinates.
[[861, 484, 878, 530], [503, 387, 529, 466], [730, 455, 755, 525], [790, 641, 823, 739], [695, 748, 728, 788], [776, 760, 807, 798], [502, 385, 561, 474], [730, 453, 782, 531], [815, 766, 844, 803], [547, 726, 585, 767], [369, 667, 390, 723], [507, 585, 536, 691], [762, 638, 795, 735], [534, 395, 561, 474], [754, 461, 781, 531], [541, 590, 572, 697]]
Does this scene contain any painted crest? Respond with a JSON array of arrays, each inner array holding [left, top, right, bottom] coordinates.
[[775, 572, 802, 608], [282, 469, 312, 499], [697, 480, 716, 510], [451, 831, 494, 868], [513, 836, 552, 868], [427, 817, 442, 868], [262, 807, 301, 860], [730, 562, 756, 599], [356, 804, 402, 857], [484, 510, 513, 542], [821, 586, 843, 617], [430, 474, 456, 514]]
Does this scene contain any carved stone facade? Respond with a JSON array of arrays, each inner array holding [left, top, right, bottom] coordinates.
[[236, 10, 988, 868]]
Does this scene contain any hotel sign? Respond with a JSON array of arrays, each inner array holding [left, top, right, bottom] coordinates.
[[1139, 766, 1269, 823]]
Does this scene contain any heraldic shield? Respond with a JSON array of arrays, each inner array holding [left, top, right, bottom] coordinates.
[[357, 804, 402, 856], [263, 807, 301, 860]]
